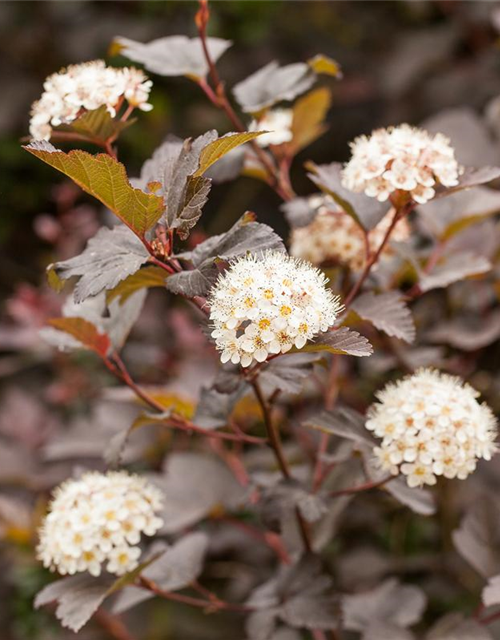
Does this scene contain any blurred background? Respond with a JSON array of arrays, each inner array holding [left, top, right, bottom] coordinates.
[[2, 2, 500, 639], [3, 1, 500, 287]]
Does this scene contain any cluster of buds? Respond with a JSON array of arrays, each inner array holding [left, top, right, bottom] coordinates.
[[290, 195, 410, 271]]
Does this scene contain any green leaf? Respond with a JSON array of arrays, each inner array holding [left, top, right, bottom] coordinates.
[[47, 317, 111, 357], [24, 142, 164, 238], [300, 327, 373, 357], [194, 131, 266, 176], [46, 264, 65, 292], [107, 265, 168, 303], [55, 105, 135, 143], [307, 54, 342, 78], [291, 88, 331, 153]]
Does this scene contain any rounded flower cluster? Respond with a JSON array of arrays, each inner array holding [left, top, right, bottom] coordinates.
[[29, 61, 153, 141], [341, 125, 461, 204], [249, 108, 293, 147], [366, 369, 497, 488], [37, 471, 163, 577], [290, 195, 410, 271], [209, 251, 342, 367]]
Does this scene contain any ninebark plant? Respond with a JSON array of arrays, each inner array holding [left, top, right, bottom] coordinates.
[[22, 2, 500, 639]]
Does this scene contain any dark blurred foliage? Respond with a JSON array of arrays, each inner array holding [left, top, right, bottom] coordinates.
[[2, 0, 500, 293]]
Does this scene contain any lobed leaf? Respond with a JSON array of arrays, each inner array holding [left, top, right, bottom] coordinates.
[[172, 175, 212, 240], [233, 61, 317, 113], [290, 88, 331, 153], [24, 142, 164, 238], [35, 574, 114, 633], [301, 327, 373, 357], [351, 292, 416, 343], [49, 225, 150, 303], [194, 131, 266, 176], [304, 407, 374, 446], [419, 252, 491, 292], [47, 317, 111, 358], [156, 452, 246, 533], [107, 265, 168, 304], [166, 213, 285, 298], [258, 353, 322, 396], [452, 501, 500, 579], [306, 161, 390, 230], [114, 35, 232, 79], [342, 578, 427, 632], [194, 385, 245, 430], [113, 533, 209, 614], [42, 290, 146, 354], [55, 105, 134, 143]]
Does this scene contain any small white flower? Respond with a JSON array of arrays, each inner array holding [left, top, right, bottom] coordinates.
[[341, 124, 462, 204], [37, 471, 163, 577], [290, 194, 410, 271], [29, 61, 153, 141], [249, 108, 293, 147], [367, 368, 498, 488], [208, 250, 342, 368]]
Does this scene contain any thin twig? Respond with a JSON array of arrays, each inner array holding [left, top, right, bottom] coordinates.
[[329, 475, 394, 498], [138, 576, 251, 613], [94, 609, 137, 640], [343, 202, 413, 308], [103, 353, 266, 445], [251, 378, 314, 553], [195, 0, 295, 201]]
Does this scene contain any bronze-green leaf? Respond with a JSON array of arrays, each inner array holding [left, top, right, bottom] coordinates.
[[106, 266, 168, 304], [308, 54, 342, 78], [24, 142, 164, 238], [47, 317, 111, 357], [194, 131, 265, 176], [291, 87, 331, 153]]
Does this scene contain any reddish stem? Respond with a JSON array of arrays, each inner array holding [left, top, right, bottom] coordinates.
[[103, 354, 266, 445], [194, 2, 294, 202], [138, 576, 251, 613], [94, 609, 137, 640], [343, 203, 413, 308], [329, 475, 394, 498]]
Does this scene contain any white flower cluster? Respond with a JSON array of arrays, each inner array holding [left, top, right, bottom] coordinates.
[[341, 125, 461, 204], [209, 251, 342, 367], [37, 471, 163, 577], [366, 369, 497, 488], [249, 108, 293, 147], [29, 61, 153, 141], [290, 195, 410, 271]]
